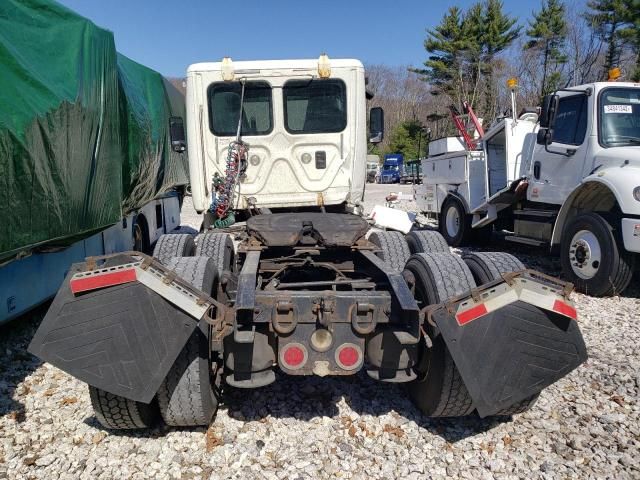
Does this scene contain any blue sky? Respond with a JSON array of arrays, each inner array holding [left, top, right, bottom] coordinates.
[[57, 0, 587, 77]]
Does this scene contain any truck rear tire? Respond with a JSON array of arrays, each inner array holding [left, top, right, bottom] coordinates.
[[158, 257, 219, 427], [89, 386, 159, 430], [561, 213, 635, 296], [195, 232, 235, 275], [405, 230, 449, 254], [460, 251, 539, 415], [153, 234, 195, 266], [462, 252, 525, 285], [439, 196, 471, 247], [405, 252, 476, 417], [368, 230, 411, 272]]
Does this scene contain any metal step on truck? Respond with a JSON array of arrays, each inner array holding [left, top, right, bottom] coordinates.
[[415, 76, 640, 296], [29, 57, 587, 431]]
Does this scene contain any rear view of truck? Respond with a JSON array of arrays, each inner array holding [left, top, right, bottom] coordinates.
[[29, 225, 587, 429], [27, 54, 588, 431]]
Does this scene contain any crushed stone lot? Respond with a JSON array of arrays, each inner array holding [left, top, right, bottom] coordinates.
[[1, 184, 639, 480]]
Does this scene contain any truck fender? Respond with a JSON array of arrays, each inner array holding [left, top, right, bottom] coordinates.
[[551, 171, 639, 247], [439, 188, 470, 214]]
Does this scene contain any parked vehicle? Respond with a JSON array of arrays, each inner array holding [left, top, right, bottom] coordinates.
[[415, 79, 640, 296], [0, 0, 189, 325], [30, 57, 587, 432], [366, 155, 380, 183], [401, 159, 422, 184], [380, 153, 404, 183]]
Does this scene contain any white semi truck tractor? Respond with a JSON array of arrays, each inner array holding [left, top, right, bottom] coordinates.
[[30, 58, 587, 432], [416, 80, 640, 296]]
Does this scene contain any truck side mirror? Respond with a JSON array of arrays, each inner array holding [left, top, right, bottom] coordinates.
[[369, 107, 384, 144], [169, 116, 187, 153], [539, 94, 559, 129]]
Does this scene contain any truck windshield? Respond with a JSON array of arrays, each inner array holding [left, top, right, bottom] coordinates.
[[599, 88, 640, 147], [208, 81, 272, 136], [283, 79, 347, 134], [383, 165, 398, 170]]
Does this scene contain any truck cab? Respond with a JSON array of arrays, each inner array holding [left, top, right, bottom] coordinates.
[[185, 58, 381, 216], [380, 153, 404, 183]]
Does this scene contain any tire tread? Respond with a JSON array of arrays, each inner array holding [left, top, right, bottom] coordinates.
[[369, 230, 411, 271], [89, 386, 157, 430]]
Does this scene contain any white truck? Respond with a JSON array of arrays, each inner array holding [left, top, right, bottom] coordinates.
[[416, 81, 640, 296], [30, 57, 587, 432]]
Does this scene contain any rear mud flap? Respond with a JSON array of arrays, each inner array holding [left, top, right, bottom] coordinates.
[[28, 264, 197, 403], [432, 300, 587, 417]]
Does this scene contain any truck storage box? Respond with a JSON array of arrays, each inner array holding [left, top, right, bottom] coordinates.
[[428, 137, 465, 157]]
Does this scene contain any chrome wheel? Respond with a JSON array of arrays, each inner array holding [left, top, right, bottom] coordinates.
[[569, 229, 602, 280]]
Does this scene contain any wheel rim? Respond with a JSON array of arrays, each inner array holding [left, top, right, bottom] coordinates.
[[569, 229, 602, 279], [445, 205, 461, 238]]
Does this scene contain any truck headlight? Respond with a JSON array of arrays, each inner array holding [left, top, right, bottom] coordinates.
[[634, 186, 640, 202]]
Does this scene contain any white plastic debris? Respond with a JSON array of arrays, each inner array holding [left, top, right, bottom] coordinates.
[[369, 205, 416, 234]]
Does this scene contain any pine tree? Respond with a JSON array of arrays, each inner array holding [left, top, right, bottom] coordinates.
[[525, 0, 568, 98], [412, 7, 471, 108], [479, 0, 521, 117], [584, 0, 634, 78], [414, 1, 519, 121], [621, 0, 640, 81]]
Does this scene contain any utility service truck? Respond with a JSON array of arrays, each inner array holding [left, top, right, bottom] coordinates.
[[30, 56, 587, 432], [415, 79, 640, 296]]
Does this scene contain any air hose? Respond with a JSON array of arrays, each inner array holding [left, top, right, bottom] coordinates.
[[209, 81, 248, 228]]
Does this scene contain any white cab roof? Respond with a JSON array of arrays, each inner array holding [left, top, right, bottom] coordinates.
[[187, 58, 364, 73]]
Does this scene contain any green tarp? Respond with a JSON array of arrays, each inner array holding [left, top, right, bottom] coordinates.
[[117, 54, 189, 213], [0, 0, 188, 261]]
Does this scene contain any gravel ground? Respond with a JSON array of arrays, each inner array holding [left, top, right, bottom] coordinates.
[[1, 185, 639, 480]]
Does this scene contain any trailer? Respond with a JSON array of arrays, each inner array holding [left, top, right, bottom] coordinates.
[[29, 57, 587, 430], [416, 80, 640, 296], [0, 0, 189, 324]]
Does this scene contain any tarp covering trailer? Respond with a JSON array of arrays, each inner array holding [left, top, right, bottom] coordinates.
[[0, 0, 188, 263]]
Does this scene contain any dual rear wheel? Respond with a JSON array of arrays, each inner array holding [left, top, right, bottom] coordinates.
[[370, 229, 536, 417], [90, 232, 234, 429]]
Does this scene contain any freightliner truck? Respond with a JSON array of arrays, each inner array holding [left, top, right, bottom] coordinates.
[[29, 56, 587, 431], [416, 80, 640, 296], [0, 0, 189, 325]]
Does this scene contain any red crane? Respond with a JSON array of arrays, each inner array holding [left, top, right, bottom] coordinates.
[[449, 101, 485, 150]]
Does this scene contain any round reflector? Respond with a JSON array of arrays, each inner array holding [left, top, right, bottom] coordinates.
[[280, 343, 308, 370], [335, 343, 363, 370]]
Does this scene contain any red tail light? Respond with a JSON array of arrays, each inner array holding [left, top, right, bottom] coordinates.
[[280, 343, 308, 370], [335, 343, 363, 370]]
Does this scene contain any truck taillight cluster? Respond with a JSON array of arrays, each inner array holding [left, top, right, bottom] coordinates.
[[279, 341, 363, 372]]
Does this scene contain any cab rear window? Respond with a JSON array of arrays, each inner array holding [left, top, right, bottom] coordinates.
[[208, 81, 272, 136], [283, 79, 347, 134]]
